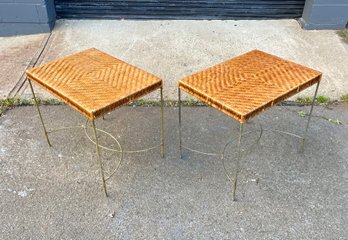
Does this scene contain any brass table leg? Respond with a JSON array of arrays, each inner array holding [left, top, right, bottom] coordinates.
[[178, 88, 183, 159], [160, 87, 165, 158], [28, 79, 51, 147], [91, 119, 108, 197], [233, 123, 244, 201], [301, 81, 320, 152]]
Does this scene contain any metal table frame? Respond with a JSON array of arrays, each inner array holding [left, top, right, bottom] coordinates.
[[178, 81, 320, 201], [28, 79, 165, 197]]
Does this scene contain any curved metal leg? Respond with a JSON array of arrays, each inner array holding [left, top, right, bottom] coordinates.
[[221, 136, 237, 187], [28, 79, 51, 147], [300, 81, 320, 153], [233, 123, 244, 201], [91, 119, 108, 197], [160, 87, 165, 158], [178, 88, 183, 159]]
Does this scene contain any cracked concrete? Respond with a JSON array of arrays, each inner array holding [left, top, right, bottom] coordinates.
[[0, 104, 347, 239], [0, 33, 48, 98], [1, 20, 348, 101], [1, 20, 348, 239]]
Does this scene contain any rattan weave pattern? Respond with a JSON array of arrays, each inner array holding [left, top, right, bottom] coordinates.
[[179, 50, 322, 123], [26, 48, 162, 119]]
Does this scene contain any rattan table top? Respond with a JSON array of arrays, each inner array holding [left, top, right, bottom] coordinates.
[[26, 48, 162, 119], [179, 50, 322, 123]]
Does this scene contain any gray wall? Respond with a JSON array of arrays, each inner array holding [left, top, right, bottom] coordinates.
[[0, 0, 56, 36], [300, 0, 348, 29]]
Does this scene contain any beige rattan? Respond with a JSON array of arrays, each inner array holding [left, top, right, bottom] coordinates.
[[26, 48, 162, 120], [179, 50, 322, 123]]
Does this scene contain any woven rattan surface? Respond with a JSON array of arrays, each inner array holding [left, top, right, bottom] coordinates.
[[26, 48, 162, 119], [179, 50, 322, 123]]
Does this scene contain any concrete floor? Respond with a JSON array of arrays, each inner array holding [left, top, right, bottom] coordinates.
[[1, 19, 348, 100], [0, 33, 48, 98], [0, 104, 347, 239], [1, 19, 348, 239]]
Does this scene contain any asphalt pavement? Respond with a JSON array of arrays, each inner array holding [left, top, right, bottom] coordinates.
[[0, 104, 347, 239]]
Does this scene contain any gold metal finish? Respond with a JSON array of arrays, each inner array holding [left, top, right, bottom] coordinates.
[[46, 122, 124, 182], [83, 120, 159, 154], [91, 119, 108, 197], [177, 50, 322, 201], [83, 121, 123, 181], [233, 123, 244, 201], [178, 83, 320, 201], [301, 81, 320, 152], [178, 88, 183, 158], [182, 146, 218, 156], [28, 79, 51, 147], [221, 126, 263, 189], [25, 48, 166, 197], [160, 87, 165, 158]]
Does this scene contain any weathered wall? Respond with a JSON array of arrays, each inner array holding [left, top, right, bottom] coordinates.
[[0, 0, 55, 36], [300, 0, 348, 29]]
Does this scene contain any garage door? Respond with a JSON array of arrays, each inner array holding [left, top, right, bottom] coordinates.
[[55, 0, 306, 20]]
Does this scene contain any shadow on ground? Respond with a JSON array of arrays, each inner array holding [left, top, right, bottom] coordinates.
[[0, 105, 347, 239]]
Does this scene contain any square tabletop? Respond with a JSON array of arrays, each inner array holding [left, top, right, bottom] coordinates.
[[178, 50, 322, 123], [26, 48, 162, 120]]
